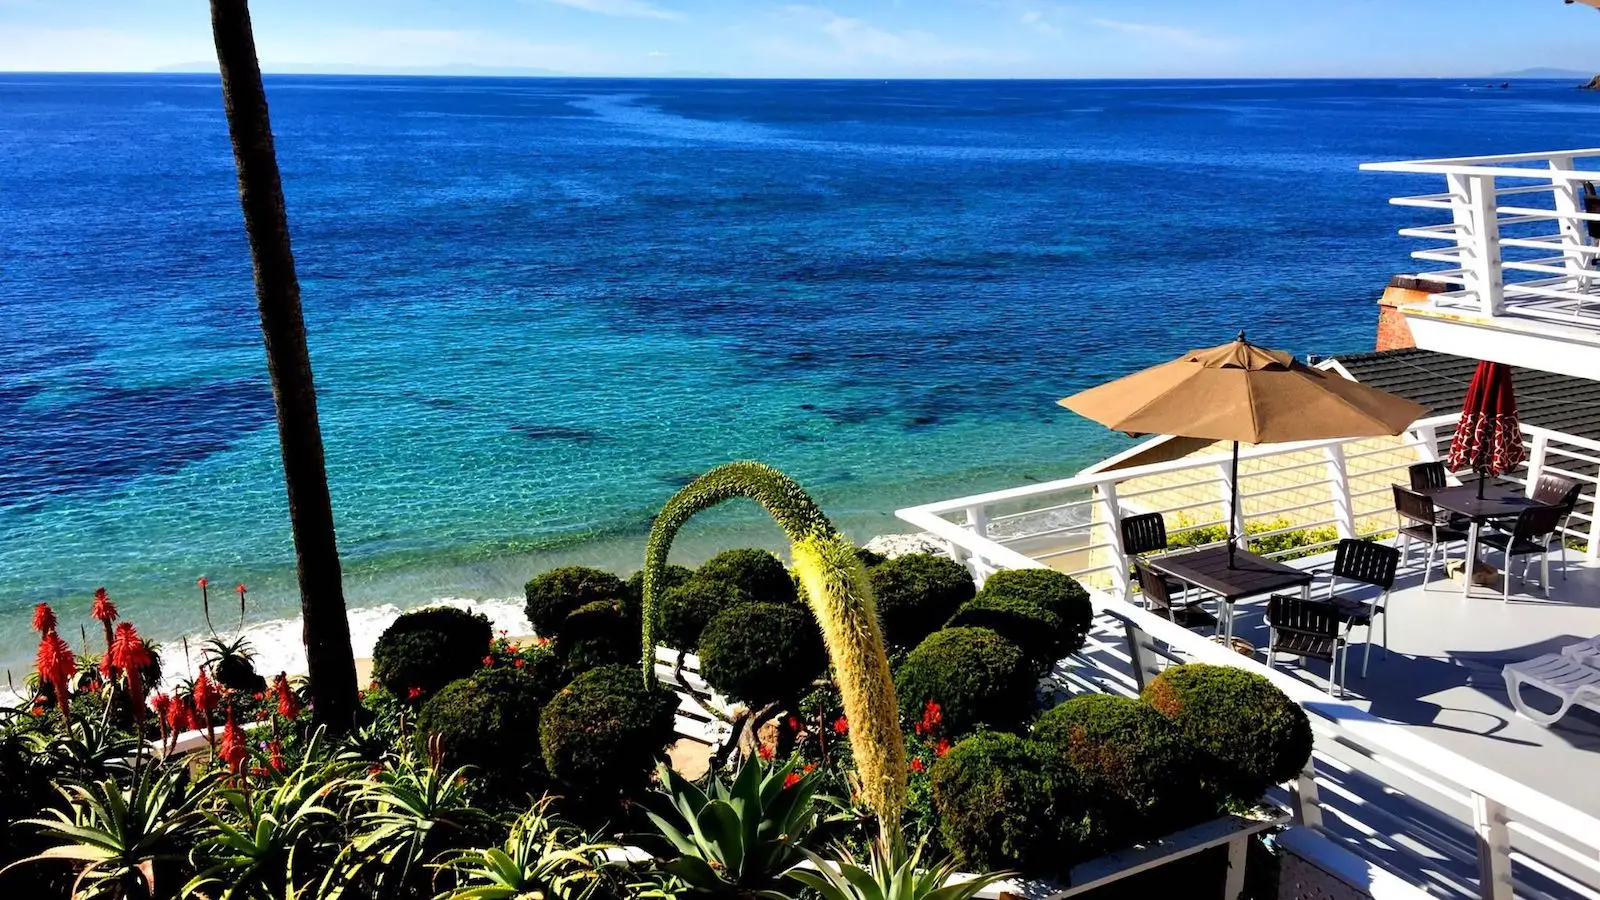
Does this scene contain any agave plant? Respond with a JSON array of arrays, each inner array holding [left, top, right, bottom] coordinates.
[[644, 757, 837, 896], [332, 743, 490, 897], [639, 462, 906, 841], [433, 797, 617, 900], [182, 733, 351, 900], [24, 715, 142, 781], [2, 764, 211, 899], [786, 840, 1012, 900], [202, 636, 266, 693]]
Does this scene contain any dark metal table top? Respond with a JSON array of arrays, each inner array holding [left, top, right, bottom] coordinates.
[[1150, 545, 1314, 602], [1422, 483, 1540, 522]]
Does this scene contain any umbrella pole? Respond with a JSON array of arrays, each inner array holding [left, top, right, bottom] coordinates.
[[1228, 440, 1240, 568]]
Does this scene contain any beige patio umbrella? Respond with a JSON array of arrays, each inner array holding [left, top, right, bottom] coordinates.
[[1060, 332, 1428, 566]]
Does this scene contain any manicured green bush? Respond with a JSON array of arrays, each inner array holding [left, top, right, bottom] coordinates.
[[626, 564, 693, 607], [695, 548, 797, 605], [973, 569, 1092, 657], [524, 567, 629, 637], [869, 553, 975, 651], [1033, 694, 1215, 849], [946, 593, 1067, 674], [894, 627, 1035, 737], [415, 664, 562, 794], [371, 606, 493, 700], [853, 546, 887, 568], [539, 665, 677, 802], [1142, 663, 1312, 805], [698, 602, 826, 707], [931, 731, 1082, 874], [555, 599, 640, 675], [655, 577, 745, 652]]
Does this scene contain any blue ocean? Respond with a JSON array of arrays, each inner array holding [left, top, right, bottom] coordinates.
[[3, 75, 1598, 677]]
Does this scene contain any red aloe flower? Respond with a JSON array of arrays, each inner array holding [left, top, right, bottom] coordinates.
[[32, 603, 56, 634], [219, 708, 247, 774], [783, 771, 802, 789], [193, 669, 221, 714], [833, 715, 849, 735], [934, 737, 952, 757], [910, 757, 925, 773], [272, 673, 301, 719], [35, 631, 75, 725], [267, 740, 286, 774], [757, 744, 774, 761], [91, 587, 118, 623], [109, 622, 154, 715], [168, 697, 194, 734]]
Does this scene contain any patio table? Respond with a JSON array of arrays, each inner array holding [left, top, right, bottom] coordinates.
[[1150, 546, 1314, 644], [1420, 482, 1541, 600]]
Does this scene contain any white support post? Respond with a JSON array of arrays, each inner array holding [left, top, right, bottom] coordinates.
[[1548, 156, 1591, 290], [1587, 502, 1600, 562], [1465, 174, 1504, 315], [1217, 462, 1245, 552], [1472, 793, 1513, 900], [1100, 483, 1131, 602], [1292, 758, 1323, 831], [1223, 835, 1249, 900], [964, 504, 989, 540], [1524, 431, 1548, 499], [1324, 443, 1356, 539], [1408, 423, 1442, 464]]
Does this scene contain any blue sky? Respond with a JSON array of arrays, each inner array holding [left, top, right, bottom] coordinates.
[[2, 0, 1598, 78]]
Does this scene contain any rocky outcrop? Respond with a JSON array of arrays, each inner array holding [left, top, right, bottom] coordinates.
[[862, 532, 951, 559], [1582, 75, 1600, 90]]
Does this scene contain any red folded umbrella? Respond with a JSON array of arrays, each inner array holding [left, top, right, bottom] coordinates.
[[1446, 361, 1525, 497]]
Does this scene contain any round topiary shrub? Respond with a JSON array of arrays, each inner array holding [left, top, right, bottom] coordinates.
[[894, 627, 1036, 737], [655, 577, 745, 652], [416, 664, 562, 794], [695, 548, 797, 605], [525, 567, 629, 638], [539, 664, 677, 802], [698, 602, 826, 707], [555, 599, 640, 675], [626, 564, 693, 607], [946, 593, 1067, 674], [371, 606, 493, 700], [1141, 663, 1313, 805], [870, 553, 976, 651], [931, 731, 1079, 875], [974, 569, 1093, 657], [1033, 694, 1214, 849]]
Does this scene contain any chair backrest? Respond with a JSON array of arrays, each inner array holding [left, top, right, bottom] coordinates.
[[1332, 538, 1399, 590], [1392, 485, 1438, 528], [1135, 560, 1173, 612], [1120, 512, 1168, 557], [1513, 504, 1569, 543], [1531, 473, 1581, 511], [1409, 461, 1447, 491], [1267, 595, 1341, 639]]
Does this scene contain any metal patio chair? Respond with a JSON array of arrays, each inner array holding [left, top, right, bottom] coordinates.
[[1267, 594, 1348, 697], [1314, 538, 1401, 677], [1393, 485, 1468, 587], [1477, 504, 1569, 601]]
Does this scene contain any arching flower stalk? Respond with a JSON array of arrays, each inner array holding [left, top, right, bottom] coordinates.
[[197, 576, 214, 636], [639, 461, 907, 843], [234, 582, 248, 631], [193, 669, 221, 754]]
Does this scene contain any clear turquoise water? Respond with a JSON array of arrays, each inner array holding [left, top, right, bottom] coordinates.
[[4, 75, 1599, 675]]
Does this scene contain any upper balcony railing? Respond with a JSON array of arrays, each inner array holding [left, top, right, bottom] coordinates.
[[1361, 149, 1600, 330]]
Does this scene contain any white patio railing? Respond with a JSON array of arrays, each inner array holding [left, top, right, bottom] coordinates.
[[896, 414, 1600, 900], [1361, 149, 1600, 326]]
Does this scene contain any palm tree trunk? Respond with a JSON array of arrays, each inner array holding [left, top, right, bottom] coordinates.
[[209, 0, 358, 731]]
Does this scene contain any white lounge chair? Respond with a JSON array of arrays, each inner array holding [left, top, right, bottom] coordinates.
[[1504, 654, 1600, 727], [1560, 636, 1600, 666]]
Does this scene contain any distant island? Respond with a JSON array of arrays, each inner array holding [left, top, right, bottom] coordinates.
[[1492, 67, 1599, 79]]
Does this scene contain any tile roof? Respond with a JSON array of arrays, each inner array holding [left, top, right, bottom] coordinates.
[[1329, 348, 1600, 445]]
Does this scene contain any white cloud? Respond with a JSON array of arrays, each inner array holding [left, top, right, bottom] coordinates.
[[1019, 10, 1061, 38], [0, 26, 212, 71], [537, 0, 685, 21], [1090, 17, 1237, 54], [766, 5, 991, 69]]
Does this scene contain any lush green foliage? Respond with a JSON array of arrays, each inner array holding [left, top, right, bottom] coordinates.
[[868, 554, 975, 651], [969, 569, 1092, 659], [202, 635, 267, 694], [1142, 663, 1313, 805], [557, 599, 642, 675], [787, 839, 1013, 900], [416, 663, 563, 796], [1033, 695, 1216, 850], [945, 594, 1066, 674], [539, 665, 677, 806], [893, 627, 1035, 737], [643, 757, 835, 895], [433, 798, 617, 900], [695, 548, 799, 606], [698, 602, 826, 707], [929, 732, 1067, 873], [654, 577, 746, 652], [526, 567, 631, 638], [1168, 515, 1341, 562], [371, 606, 493, 701], [627, 564, 693, 607]]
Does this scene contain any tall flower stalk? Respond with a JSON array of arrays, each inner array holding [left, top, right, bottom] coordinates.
[[639, 461, 907, 842]]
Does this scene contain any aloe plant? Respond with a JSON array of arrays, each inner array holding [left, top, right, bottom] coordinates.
[[639, 462, 907, 840], [433, 797, 616, 900], [786, 839, 1012, 900], [643, 757, 836, 896], [2, 765, 211, 899]]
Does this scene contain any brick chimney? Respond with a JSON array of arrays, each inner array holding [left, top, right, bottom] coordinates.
[[1376, 276, 1444, 351]]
